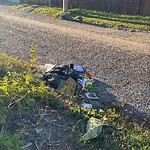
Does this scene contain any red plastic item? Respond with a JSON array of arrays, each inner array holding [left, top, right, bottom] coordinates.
[[84, 73, 92, 79]]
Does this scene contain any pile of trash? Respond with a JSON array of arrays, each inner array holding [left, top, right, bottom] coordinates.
[[35, 63, 99, 109], [61, 13, 83, 23], [34, 63, 104, 141]]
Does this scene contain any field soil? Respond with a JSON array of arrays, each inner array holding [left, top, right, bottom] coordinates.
[[4, 102, 82, 150]]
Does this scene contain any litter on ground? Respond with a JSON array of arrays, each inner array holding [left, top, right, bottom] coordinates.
[[36, 63, 99, 109], [80, 117, 103, 141]]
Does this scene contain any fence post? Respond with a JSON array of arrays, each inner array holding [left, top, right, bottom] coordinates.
[[63, 0, 69, 12], [137, 0, 142, 15], [49, 0, 52, 6]]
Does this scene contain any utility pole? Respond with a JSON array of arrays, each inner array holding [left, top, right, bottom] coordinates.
[[63, 0, 69, 12]]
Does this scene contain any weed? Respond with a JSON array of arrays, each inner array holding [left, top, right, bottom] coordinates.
[[32, 6, 63, 18], [0, 132, 21, 150], [68, 9, 150, 30]]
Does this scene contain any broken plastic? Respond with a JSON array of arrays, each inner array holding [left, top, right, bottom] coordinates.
[[35, 128, 44, 134], [84, 73, 92, 79], [20, 142, 32, 149], [42, 64, 57, 73], [85, 93, 99, 99], [74, 66, 85, 73], [80, 117, 103, 141], [81, 103, 92, 109]]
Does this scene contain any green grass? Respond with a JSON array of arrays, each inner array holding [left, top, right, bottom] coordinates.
[[9, 3, 30, 9], [9, 4, 63, 18], [68, 9, 150, 30], [9, 4, 150, 30], [33, 6, 63, 18]]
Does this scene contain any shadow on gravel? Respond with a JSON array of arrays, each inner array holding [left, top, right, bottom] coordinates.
[[92, 79, 150, 127]]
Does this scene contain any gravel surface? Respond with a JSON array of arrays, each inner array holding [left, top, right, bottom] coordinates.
[[0, 2, 150, 123]]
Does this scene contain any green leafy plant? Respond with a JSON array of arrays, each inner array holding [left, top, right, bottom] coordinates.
[[0, 132, 21, 150]]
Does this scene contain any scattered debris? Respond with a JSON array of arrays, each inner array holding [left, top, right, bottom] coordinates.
[[62, 13, 73, 21], [84, 73, 92, 79], [57, 77, 77, 96], [62, 14, 83, 23], [20, 142, 32, 149], [40, 63, 57, 73], [73, 16, 83, 23], [85, 93, 99, 100], [81, 103, 92, 109], [80, 117, 103, 141], [131, 28, 136, 32], [35, 140, 39, 150], [35, 128, 44, 134], [36, 63, 100, 109], [74, 65, 85, 73]]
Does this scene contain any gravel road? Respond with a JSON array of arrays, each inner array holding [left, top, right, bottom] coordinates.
[[0, 2, 150, 123]]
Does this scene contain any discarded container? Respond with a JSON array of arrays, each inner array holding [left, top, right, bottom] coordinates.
[[74, 66, 85, 73], [81, 103, 92, 109], [85, 93, 99, 99], [81, 78, 93, 90], [84, 73, 92, 79], [42, 68, 47, 73], [40, 64, 57, 73], [44, 64, 56, 72], [85, 81, 93, 89]]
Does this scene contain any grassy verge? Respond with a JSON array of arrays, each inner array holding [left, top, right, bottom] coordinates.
[[68, 9, 150, 30], [0, 51, 150, 149], [9, 4, 150, 30]]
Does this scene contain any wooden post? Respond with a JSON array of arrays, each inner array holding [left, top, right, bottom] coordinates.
[[49, 0, 52, 6], [63, 0, 69, 12], [137, 0, 142, 15]]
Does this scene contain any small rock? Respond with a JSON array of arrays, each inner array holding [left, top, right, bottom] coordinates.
[[131, 29, 136, 32], [26, 8, 35, 13]]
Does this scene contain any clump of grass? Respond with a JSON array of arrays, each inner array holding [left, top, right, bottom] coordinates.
[[13, 4, 30, 9], [32, 6, 63, 18], [7, 4, 29, 9], [8, 4, 39, 11]]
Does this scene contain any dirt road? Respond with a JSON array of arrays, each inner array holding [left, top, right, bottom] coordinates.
[[0, 3, 150, 121]]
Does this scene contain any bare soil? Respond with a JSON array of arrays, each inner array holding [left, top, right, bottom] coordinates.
[[5, 102, 83, 150]]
